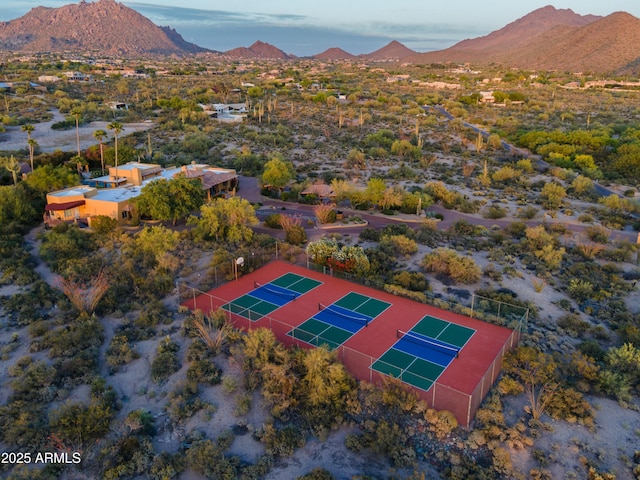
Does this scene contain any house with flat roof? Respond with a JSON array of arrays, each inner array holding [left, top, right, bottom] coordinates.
[[44, 162, 238, 227]]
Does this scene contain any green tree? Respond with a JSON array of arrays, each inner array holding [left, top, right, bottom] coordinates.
[[24, 165, 79, 195], [365, 178, 386, 207], [301, 347, 356, 428], [107, 121, 123, 182], [262, 157, 294, 193], [0, 185, 40, 233], [306, 238, 339, 267], [540, 182, 566, 210], [134, 176, 205, 225], [503, 346, 558, 420], [378, 186, 404, 210], [135, 225, 181, 270], [191, 196, 258, 244]]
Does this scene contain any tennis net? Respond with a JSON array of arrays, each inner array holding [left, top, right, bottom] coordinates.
[[319, 303, 369, 327], [254, 281, 298, 300], [396, 329, 459, 358]]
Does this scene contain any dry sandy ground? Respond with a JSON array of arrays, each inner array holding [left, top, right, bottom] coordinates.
[[0, 108, 153, 153]]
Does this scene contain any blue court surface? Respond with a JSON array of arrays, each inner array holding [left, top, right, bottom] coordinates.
[[288, 292, 391, 350], [222, 273, 322, 321], [372, 315, 475, 391]]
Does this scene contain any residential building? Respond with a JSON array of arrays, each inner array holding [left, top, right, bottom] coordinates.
[[44, 162, 238, 227]]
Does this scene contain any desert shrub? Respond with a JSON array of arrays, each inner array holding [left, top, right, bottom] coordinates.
[[234, 393, 253, 417], [585, 225, 610, 243], [90, 215, 119, 235], [517, 206, 538, 219], [359, 227, 380, 242], [545, 387, 592, 424], [150, 337, 180, 383], [258, 423, 306, 457], [100, 435, 155, 479], [39, 224, 96, 273], [346, 420, 416, 468], [149, 452, 186, 480], [186, 360, 222, 386], [284, 224, 307, 245], [298, 468, 336, 480], [49, 401, 113, 448], [167, 383, 210, 422], [380, 234, 418, 258], [264, 213, 282, 229], [185, 439, 238, 478], [421, 248, 481, 284], [557, 314, 591, 337], [424, 408, 458, 439], [384, 284, 427, 303], [492, 166, 521, 184], [106, 335, 139, 371], [391, 271, 429, 291], [483, 205, 507, 219], [0, 401, 48, 449]]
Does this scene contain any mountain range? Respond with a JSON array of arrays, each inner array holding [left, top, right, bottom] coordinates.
[[1, 1, 640, 73]]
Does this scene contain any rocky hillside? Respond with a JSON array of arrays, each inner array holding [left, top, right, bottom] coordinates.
[[159, 26, 213, 55], [363, 40, 417, 60], [404, 6, 640, 73], [0, 0, 198, 55], [224, 40, 294, 59], [313, 47, 356, 60]]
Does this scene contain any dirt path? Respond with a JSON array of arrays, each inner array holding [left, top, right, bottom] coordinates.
[[0, 108, 153, 153], [24, 225, 60, 286]]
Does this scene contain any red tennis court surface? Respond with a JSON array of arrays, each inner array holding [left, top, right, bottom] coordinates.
[[181, 261, 518, 427]]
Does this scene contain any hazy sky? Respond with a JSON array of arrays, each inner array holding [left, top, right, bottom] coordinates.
[[2, 1, 640, 55]]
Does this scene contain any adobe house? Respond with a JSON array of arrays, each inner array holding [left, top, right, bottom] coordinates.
[[44, 162, 239, 227]]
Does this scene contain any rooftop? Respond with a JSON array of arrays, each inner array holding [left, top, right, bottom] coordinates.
[[49, 185, 95, 198]]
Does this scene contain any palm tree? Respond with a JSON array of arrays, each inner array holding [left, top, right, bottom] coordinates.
[[71, 107, 82, 157], [21, 123, 34, 141], [93, 129, 107, 174], [107, 121, 123, 186]]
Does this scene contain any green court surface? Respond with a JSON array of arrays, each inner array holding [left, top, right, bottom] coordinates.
[[289, 292, 391, 350], [412, 315, 475, 348], [289, 322, 352, 350], [371, 314, 475, 392], [269, 273, 322, 294], [333, 292, 390, 318], [223, 273, 322, 321]]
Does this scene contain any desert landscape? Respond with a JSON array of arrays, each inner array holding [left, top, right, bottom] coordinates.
[[1, 1, 640, 479]]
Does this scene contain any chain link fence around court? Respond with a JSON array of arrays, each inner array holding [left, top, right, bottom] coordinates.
[[180, 238, 529, 336], [176, 278, 523, 427]]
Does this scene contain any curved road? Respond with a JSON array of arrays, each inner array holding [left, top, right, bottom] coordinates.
[[238, 176, 638, 243]]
